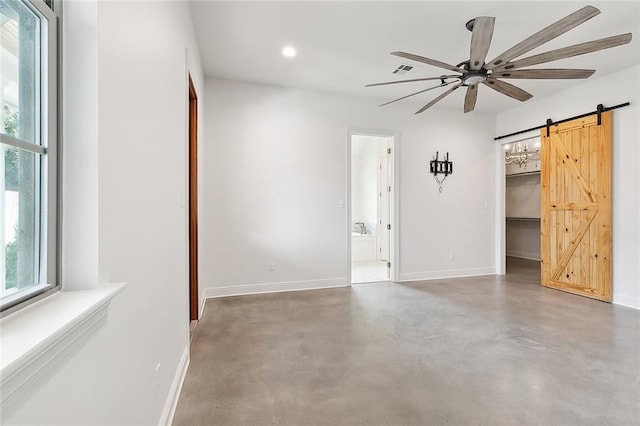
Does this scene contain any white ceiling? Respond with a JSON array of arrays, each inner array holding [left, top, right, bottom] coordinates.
[[190, 1, 640, 114]]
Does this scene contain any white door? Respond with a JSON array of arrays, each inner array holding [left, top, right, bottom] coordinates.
[[377, 154, 390, 262]]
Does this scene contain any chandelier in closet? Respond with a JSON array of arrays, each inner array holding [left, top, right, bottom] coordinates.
[[504, 138, 540, 167]]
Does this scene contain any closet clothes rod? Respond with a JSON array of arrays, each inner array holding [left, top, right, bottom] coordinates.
[[494, 102, 630, 141]]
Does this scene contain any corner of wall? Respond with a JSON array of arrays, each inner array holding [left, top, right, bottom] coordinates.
[[158, 346, 190, 426]]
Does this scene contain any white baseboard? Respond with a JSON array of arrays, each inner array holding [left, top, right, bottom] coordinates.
[[398, 267, 495, 282], [159, 346, 190, 426], [199, 294, 206, 320], [506, 250, 541, 261], [203, 278, 348, 299], [612, 293, 640, 310]]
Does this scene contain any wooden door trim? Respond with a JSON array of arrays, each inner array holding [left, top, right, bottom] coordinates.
[[596, 112, 613, 302], [188, 75, 199, 320]]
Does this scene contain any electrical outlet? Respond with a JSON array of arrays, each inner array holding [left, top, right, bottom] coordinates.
[[268, 261, 275, 271], [449, 252, 455, 260]]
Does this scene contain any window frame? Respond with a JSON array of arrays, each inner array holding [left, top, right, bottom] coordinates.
[[0, 0, 58, 316]]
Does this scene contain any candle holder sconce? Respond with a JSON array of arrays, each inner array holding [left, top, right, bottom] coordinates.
[[429, 151, 453, 193]]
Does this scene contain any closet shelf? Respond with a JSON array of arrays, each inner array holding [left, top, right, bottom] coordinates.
[[506, 217, 540, 222], [506, 170, 540, 178]]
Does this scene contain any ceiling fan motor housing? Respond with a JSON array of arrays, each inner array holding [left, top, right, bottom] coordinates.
[[462, 73, 487, 86], [456, 60, 489, 86]]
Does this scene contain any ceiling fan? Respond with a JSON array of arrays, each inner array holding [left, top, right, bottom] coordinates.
[[366, 5, 632, 114]]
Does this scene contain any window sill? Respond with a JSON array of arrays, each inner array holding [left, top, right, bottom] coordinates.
[[0, 283, 126, 408]]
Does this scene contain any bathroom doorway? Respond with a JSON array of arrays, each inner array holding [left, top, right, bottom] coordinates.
[[349, 132, 396, 284]]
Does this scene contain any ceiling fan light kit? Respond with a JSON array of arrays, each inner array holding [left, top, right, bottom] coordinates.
[[366, 5, 633, 114]]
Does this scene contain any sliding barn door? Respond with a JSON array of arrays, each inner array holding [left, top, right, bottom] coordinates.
[[540, 112, 612, 301]]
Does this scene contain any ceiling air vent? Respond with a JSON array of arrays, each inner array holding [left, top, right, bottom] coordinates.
[[392, 64, 413, 75]]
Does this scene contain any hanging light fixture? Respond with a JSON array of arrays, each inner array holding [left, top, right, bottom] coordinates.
[[505, 138, 540, 167]]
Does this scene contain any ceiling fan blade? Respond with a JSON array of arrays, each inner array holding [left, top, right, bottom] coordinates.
[[493, 69, 595, 79], [415, 83, 462, 114], [380, 82, 454, 106], [463, 85, 478, 113], [365, 75, 458, 87], [483, 79, 533, 101], [485, 5, 600, 70], [493, 33, 632, 71], [470, 17, 495, 70], [391, 51, 465, 73]]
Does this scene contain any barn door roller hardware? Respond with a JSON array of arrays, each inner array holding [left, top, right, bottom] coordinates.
[[495, 102, 630, 140], [596, 103, 604, 125], [430, 151, 453, 193]]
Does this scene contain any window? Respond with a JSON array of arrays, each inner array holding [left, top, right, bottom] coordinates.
[[0, 0, 57, 314]]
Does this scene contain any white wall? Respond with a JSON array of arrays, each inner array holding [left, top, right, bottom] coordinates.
[[496, 65, 640, 309], [505, 173, 541, 261], [506, 173, 540, 218], [2, 1, 204, 424], [201, 78, 496, 297], [506, 220, 541, 261], [60, 0, 99, 289]]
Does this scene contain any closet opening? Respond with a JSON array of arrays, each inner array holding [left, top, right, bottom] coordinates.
[[503, 136, 541, 282]]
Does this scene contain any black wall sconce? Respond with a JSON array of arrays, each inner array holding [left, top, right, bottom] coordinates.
[[429, 151, 453, 192]]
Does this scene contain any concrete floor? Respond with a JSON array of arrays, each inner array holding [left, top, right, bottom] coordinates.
[[174, 258, 640, 425]]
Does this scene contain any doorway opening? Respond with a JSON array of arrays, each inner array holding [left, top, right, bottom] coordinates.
[[349, 132, 396, 284], [503, 135, 541, 281], [188, 75, 199, 323]]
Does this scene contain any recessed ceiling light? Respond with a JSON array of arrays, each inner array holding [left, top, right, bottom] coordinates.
[[281, 46, 296, 58]]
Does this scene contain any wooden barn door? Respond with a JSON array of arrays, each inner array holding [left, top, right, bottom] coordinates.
[[540, 112, 612, 302]]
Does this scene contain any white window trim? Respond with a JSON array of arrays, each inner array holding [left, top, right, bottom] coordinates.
[[0, 283, 126, 409], [0, 0, 59, 314], [0, 2, 127, 413]]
